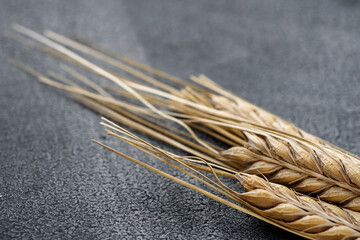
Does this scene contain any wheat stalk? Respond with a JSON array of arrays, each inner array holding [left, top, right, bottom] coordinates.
[[12, 25, 360, 210], [10, 24, 360, 238]]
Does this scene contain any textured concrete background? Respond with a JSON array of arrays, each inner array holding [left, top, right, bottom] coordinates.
[[1, 0, 360, 239]]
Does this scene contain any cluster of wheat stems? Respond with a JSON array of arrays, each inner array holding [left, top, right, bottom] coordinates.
[[10, 24, 360, 239]]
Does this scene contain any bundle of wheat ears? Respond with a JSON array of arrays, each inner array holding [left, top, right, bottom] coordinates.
[[9, 24, 360, 239]]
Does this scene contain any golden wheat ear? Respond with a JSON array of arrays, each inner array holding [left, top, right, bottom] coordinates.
[[236, 174, 360, 235], [216, 133, 360, 214]]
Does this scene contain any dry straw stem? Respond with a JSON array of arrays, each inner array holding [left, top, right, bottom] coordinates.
[[93, 121, 360, 240], [11, 23, 219, 156], [10, 59, 230, 168]]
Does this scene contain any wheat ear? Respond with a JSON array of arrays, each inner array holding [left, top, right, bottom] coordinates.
[[218, 126, 360, 210], [236, 173, 360, 240], [222, 145, 360, 211], [208, 94, 360, 186]]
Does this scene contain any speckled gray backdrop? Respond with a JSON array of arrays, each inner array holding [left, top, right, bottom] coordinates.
[[1, 0, 360, 239]]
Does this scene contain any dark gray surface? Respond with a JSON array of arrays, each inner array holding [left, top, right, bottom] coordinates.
[[1, 0, 360, 239]]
